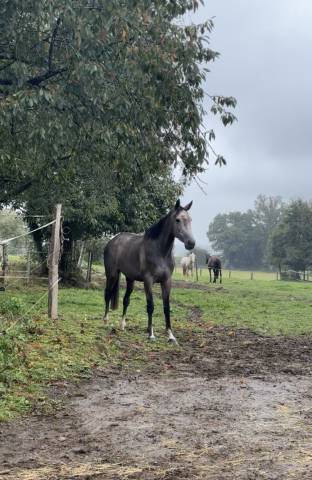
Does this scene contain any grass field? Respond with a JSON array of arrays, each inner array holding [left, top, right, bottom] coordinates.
[[174, 267, 278, 282], [1, 275, 312, 421]]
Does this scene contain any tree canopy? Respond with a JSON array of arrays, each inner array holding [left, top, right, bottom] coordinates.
[[0, 1, 236, 276], [0, 0, 236, 204], [269, 200, 312, 272]]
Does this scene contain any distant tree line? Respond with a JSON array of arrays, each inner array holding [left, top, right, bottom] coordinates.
[[207, 195, 312, 273]]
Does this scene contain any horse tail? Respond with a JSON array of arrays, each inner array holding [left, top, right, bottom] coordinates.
[[110, 273, 120, 310]]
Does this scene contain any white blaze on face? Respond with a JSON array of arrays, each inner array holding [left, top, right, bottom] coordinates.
[[175, 210, 194, 244]]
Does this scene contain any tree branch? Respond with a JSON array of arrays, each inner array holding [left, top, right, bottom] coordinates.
[[27, 67, 67, 86], [0, 179, 33, 204], [0, 67, 67, 91], [48, 18, 61, 72], [0, 79, 12, 85]]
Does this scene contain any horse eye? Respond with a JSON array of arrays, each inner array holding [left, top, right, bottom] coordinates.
[[176, 218, 180, 223]]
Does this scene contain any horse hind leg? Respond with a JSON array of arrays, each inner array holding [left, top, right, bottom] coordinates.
[[103, 274, 118, 323], [209, 268, 212, 282], [121, 278, 134, 330], [213, 269, 217, 283]]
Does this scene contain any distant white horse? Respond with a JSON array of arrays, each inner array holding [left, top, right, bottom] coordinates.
[[181, 252, 196, 276]]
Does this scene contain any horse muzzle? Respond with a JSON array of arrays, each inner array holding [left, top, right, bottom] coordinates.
[[185, 240, 195, 250]]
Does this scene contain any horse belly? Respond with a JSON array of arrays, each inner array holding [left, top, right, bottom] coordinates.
[[117, 242, 145, 280], [105, 234, 144, 280], [117, 253, 143, 281]]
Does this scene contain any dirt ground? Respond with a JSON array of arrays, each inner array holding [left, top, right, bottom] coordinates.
[[1, 311, 312, 479]]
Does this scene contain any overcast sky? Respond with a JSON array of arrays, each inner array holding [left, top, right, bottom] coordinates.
[[177, 0, 312, 252]]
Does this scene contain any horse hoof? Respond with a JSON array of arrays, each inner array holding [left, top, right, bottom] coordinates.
[[148, 335, 156, 341], [168, 338, 178, 345], [103, 316, 108, 324]]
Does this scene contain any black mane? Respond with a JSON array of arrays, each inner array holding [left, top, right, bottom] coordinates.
[[144, 212, 170, 240], [144, 207, 183, 240]]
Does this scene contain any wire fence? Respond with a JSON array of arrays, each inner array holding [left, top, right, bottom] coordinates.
[[0, 243, 52, 290], [0, 205, 62, 320], [174, 266, 312, 282], [174, 266, 276, 281]]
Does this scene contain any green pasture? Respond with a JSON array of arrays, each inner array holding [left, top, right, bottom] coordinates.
[[93, 260, 278, 282], [173, 267, 278, 282], [1, 276, 312, 421]]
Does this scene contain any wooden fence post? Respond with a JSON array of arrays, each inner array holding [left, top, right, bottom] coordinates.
[[0, 244, 8, 290], [250, 272, 254, 280], [229, 270, 231, 279], [195, 257, 199, 282], [86, 250, 93, 284], [78, 241, 85, 269], [48, 204, 62, 320], [26, 243, 31, 285]]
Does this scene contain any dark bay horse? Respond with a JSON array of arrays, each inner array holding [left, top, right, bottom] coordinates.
[[103, 200, 195, 343], [206, 255, 222, 283]]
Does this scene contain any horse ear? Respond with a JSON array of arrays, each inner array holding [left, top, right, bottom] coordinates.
[[174, 199, 181, 210], [184, 201, 193, 211]]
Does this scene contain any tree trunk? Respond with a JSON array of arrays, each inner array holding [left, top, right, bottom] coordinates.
[[59, 228, 83, 284], [29, 221, 48, 275]]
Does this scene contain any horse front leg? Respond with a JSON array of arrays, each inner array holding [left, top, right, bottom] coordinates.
[[220, 269, 222, 284], [144, 277, 155, 340], [161, 278, 178, 344], [209, 268, 212, 282]]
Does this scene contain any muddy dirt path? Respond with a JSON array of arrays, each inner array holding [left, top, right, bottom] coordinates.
[[1, 318, 312, 479]]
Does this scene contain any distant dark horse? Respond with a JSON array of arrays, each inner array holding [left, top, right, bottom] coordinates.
[[206, 255, 222, 283], [103, 200, 195, 343]]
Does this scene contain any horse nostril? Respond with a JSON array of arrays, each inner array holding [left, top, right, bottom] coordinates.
[[186, 240, 195, 250]]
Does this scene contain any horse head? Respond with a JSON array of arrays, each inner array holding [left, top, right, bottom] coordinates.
[[172, 199, 195, 251]]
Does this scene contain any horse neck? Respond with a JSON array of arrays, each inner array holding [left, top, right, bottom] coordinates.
[[155, 216, 175, 257]]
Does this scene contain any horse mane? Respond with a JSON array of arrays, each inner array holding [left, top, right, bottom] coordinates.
[[144, 212, 171, 240], [144, 206, 185, 240]]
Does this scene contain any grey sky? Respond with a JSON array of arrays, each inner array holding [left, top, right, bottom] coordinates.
[[177, 0, 312, 253]]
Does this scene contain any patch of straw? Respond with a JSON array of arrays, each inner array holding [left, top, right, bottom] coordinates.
[[0, 462, 144, 480]]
